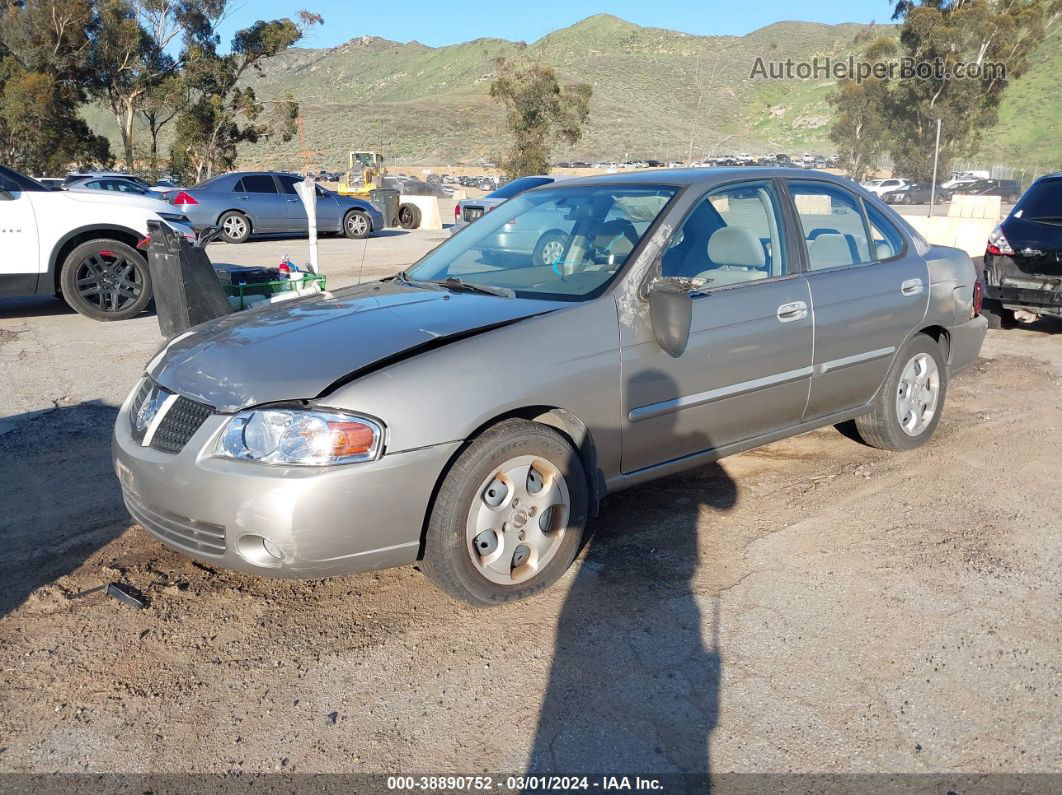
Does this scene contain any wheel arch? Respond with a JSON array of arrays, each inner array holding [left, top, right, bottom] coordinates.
[[46, 224, 144, 295], [216, 208, 252, 228], [343, 206, 373, 232], [415, 405, 605, 561]]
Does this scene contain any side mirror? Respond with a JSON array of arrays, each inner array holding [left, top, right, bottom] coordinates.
[[0, 189, 14, 201], [648, 279, 693, 358]]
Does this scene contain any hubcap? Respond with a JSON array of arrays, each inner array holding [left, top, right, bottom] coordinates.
[[466, 455, 570, 586], [540, 239, 564, 265], [896, 352, 940, 436], [224, 216, 247, 239], [348, 214, 367, 235], [75, 251, 143, 313]]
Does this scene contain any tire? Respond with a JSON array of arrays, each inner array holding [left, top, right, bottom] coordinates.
[[421, 419, 589, 607], [398, 203, 421, 230], [343, 210, 371, 239], [980, 300, 1014, 330], [218, 211, 251, 244], [59, 239, 152, 321], [532, 230, 568, 267], [853, 333, 948, 451]]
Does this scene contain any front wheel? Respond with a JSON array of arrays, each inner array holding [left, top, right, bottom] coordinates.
[[59, 239, 152, 321], [853, 333, 947, 451], [421, 419, 588, 606], [532, 230, 568, 267], [343, 210, 371, 239]]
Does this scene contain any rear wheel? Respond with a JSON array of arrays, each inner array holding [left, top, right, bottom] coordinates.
[[219, 211, 251, 244], [343, 210, 371, 239], [59, 239, 152, 321], [981, 300, 1015, 330], [853, 333, 947, 451], [421, 419, 588, 606], [532, 230, 568, 267]]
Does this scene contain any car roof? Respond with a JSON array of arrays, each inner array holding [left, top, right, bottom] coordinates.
[[552, 166, 858, 189]]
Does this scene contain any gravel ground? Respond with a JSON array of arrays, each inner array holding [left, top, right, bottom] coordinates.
[[0, 226, 1059, 778]]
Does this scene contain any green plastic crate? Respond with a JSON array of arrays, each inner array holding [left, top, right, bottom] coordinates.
[[222, 273, 326, 310]]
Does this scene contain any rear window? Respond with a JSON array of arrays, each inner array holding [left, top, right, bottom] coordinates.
[[1013, 179, 1062, 224], [487, 177, 553, 200]]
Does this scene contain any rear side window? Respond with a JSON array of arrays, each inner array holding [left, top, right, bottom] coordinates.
[[236, 175, 278, 194], [1013, 179, 1062, 224], [789, 180, 872, 270], [865, 204, 905, 260], [276, 175, 300, 195]]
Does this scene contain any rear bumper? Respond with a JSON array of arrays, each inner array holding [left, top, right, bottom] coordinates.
[[950, 315, 988, 375], [982, 253, 1062, 314]]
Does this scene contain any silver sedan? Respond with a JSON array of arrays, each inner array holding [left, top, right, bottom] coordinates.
[[113, 169, 987, 605], [169, 171, 385, 243]]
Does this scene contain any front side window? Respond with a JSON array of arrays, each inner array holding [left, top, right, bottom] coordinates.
[[661, 180, 788, 286], [789, 180, 873, 270], [406, 185, 675, 301]]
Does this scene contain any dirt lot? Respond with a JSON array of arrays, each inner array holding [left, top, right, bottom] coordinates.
[[0, 228, 1060, 778]]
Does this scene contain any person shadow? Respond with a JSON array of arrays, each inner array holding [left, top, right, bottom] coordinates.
[[527, 370, 738, 789]]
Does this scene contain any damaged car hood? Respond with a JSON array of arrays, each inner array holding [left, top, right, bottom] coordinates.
[[148, 280, 563, 412]]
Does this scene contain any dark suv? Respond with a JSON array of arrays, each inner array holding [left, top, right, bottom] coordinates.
[[981, 173, 1062, 327], [955, 178, 1023, 203]]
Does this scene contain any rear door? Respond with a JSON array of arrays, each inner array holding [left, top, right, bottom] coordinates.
[[620, 179, 814, 473], [233, 174, 287, 232], [785, 179, 929, 420]]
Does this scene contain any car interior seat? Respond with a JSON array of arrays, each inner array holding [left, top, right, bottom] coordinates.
[[699, 226, 768, 284]]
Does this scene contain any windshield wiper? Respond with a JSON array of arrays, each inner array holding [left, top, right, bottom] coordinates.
[[429, 277, 515, 298], [392, 270, 446, 290]]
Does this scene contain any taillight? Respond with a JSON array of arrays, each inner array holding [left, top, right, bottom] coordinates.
[[172, 191, 198, 206], [986, 224, 1013, 256], [455, 204, 460, 220], [972, 279, 983, 318]]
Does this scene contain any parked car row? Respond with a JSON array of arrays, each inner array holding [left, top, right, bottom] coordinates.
[[861, 176, 1023, 204]]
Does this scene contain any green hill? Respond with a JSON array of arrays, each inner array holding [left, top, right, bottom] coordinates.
[[84, 14, 1062, 174]]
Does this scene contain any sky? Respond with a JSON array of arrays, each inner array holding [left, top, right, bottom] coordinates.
[[215, 0, 889, 50]]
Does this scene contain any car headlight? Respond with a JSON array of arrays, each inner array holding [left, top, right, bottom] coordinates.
[[216, 408, 384, 466], [158, 212, 192, 225]]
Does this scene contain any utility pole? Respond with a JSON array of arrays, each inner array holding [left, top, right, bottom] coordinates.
[[929, 118, 942, 218]]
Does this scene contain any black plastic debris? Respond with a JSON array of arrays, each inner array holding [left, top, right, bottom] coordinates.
[[146, 220, 232, 340], [106, 583, 149, 609]]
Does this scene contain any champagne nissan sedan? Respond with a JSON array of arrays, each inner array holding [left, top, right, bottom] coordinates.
[[113, 169, 987, 606]]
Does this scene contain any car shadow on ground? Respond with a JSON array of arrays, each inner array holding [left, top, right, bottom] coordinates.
[[0, 402, 129, 618], [0, 296, 77, 319], [528, 371, 738, 783]]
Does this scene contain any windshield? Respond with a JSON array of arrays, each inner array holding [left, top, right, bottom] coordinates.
[[406, 185, 676, 300], [487, 176, 554, 200]]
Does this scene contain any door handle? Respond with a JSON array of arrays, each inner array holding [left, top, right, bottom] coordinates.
[[777, 300, 808, 322], [286, 198, 299, 203], [900, 278, 924, 296]]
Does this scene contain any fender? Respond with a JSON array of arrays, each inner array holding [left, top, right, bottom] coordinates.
[[44, 223, 145, 296]]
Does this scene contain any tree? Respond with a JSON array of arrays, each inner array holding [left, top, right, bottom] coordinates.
[[827, 36, 897, 181], [140, 74, 186, 180], [170, 12, 321, 182], [0, 0, 112, 173], [89, 0, 229, 170], [885, 0, 1060, 179], [490, 58, 591, 178]]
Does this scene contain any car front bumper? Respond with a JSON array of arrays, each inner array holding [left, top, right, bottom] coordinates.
[[111, 392, 460, 579]]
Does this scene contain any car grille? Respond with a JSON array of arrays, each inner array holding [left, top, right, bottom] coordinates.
[[462, 206, 484, 222], [123, 487, 227, 556], [151, 395, 214, 453]]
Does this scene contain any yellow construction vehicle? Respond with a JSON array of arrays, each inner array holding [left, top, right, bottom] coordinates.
[[337, 151, 386, 198]]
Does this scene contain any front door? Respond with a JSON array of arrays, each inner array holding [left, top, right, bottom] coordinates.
[[620, 179, 814, 474], [0, 172, 42, 291], [785, 179, 930, 419]]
